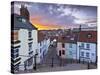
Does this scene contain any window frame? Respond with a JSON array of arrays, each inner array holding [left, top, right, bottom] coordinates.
[[62, 50, 65, 55], [28, 43, 32, 51], [81, 51, 84, 57], [28, 31, 32, 38], [86, 43, 90, 49], [87, 33, 92, 38], [81, 43, 84, 48], [86, 52, 90, 58], [69, 44, 72, 48], [62, 43, 65, 48]]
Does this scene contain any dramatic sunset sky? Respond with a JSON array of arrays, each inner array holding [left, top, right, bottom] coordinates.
[[13, 2, 97, 30]]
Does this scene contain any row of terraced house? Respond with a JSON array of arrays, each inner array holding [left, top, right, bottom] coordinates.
[[57, 23, 97, 64]]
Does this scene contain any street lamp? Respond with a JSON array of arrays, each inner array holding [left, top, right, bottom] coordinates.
[[79, 45, 81, 63], [33, 49, 38, 70]]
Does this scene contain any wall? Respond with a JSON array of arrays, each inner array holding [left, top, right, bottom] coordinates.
[[77, 42, 96, 63], [57, 42, 66, 58], [65, 43, 77, 59]]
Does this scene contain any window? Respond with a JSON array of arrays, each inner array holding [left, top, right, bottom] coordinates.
[[92, 53, 94, 56], [22, 18, 26, 23], [62, 50, 65, 55], [28, 43, 32, 51], [14, 53, 19, 58], [69, 51, 72, 55], [70, 37, 74, 40], [17, 17, 26, 23], [86, 43, 90, 49], [81, 52, 84, 57], [11, 48, 19, 58], [69, 44, 72, 48], [62, 43, 65, 48], [11, 53, 19, 58], [86, 52, 90, 58], [28, 31, 32, 38], [59, 50, 61, 56], [17, 17, 22, 22], [81, 43, 84, 48], [11, 48, 19, 53], [87, 34, 92, 38]]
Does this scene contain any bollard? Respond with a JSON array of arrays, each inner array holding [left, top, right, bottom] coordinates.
[[87, 61, 90, 69]]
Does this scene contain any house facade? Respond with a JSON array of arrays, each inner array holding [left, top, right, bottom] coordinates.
[[11, 13, 38, 71], [65, 33, 78, 60], [57, 36, 67, 59], [38, 31, 50, 62], [11, 5, 39, 72], [66, 43, 77, 60], [77, 31, 97, 63], [57, 32, 78, 60]]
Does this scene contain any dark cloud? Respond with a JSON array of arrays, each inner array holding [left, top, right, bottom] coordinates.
[[13, 2, 97, 27]]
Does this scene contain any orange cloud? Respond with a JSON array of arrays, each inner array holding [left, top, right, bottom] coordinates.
[[30, 16, 64, 30]]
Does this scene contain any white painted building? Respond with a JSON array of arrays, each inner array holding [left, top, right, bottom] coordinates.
[[77, 31, 97, 63], [57, 41, 67, 59], [66, 43, 77, 60], [12, 13, 39, 71], [57, 33, 78, 60], [38, 31, 50, 62]]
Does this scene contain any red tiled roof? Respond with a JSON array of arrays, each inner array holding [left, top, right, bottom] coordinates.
[[57, 32, 78, 43], [78, 31, 97, 43]]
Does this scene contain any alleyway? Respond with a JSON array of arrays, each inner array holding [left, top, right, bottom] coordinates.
[[40, 44, 61, 67]]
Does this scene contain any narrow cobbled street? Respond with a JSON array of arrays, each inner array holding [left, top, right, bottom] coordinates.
[[40, 44, 61, 67]]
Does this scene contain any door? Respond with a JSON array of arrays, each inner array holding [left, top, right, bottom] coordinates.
[[59, 50, 61, 56]]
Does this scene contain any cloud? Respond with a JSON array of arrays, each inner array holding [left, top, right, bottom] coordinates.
[[57, 14, 77, 25], [12, 2, 33, 15], [13, 2, 97, 29], [58, 6, 72, 17]]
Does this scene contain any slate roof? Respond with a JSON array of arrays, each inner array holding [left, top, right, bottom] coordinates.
[[11, 14, 37, 30]]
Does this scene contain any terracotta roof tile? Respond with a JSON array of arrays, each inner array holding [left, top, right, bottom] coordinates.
[[78, 31, 97, 43]]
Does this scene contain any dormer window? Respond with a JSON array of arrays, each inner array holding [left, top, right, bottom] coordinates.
[[87, 33, 92, 38], [70, 37, 74, 40], [62, 43, 65, 48], [22, 18, 26, 23], [17, 17, 26, 23]]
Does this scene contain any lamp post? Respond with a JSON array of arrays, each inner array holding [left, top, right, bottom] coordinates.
[[79, 45, 81, 63], [87, 61, 90, 69], [33, 49, 38, 70]]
